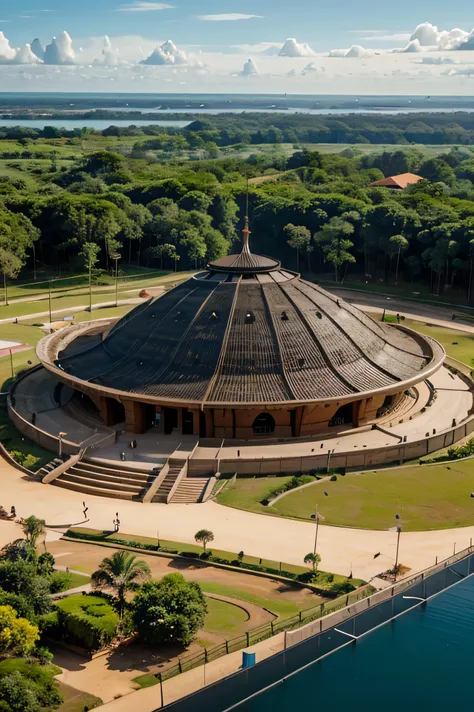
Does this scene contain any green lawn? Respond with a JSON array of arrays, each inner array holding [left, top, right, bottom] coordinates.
[[57, 681, 102, 712], [204, 597, 249, 636], [270, 460, 474, 531], [217, 476, 293, 515], [66, 527, 308, 575], [64, 572, 91, 589], [199, 582, 307, 620], [132, 674, 159, 689], [401, 319, 474, 367], [0, 400, 54, 469]]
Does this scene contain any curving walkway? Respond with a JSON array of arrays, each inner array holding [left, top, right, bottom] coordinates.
[[1, 297, 474, 583], [2, 456, 474, 583]]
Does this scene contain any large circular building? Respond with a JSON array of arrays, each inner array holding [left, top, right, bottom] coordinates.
[[37, 221, 444, 441]]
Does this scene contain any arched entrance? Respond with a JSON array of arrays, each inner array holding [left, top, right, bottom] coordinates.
[[252, 413, 275, 435], [329, 403, 353, 427]]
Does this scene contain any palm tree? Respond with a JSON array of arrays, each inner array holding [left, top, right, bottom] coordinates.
[[304, 552, 321, 574], [92, 551, 151, 620], [194, 529, 214, 553], [21, 515, 46, 550]]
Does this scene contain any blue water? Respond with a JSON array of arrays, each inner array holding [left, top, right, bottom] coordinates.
[[239, 575, 474, 712], [0, 118, 190, 130]]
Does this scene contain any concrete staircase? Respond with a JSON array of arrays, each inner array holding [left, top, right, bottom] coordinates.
[[36, 457, 64, 479], [170, 478, 211, 504], [53, 459, 155, 501], [151, 457, 187, 503]]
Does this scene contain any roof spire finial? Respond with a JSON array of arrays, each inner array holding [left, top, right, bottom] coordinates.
[[242, 178, 251, 254]]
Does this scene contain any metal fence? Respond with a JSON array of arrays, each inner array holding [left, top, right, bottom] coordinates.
[[158, 544, 474, 712], [155, 584, 372, 684]]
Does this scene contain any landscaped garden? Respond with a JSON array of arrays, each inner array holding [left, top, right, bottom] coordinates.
[[217, 458, 474, 532]]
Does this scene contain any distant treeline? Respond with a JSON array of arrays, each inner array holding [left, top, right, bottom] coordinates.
[[3, 112, 474, 145]]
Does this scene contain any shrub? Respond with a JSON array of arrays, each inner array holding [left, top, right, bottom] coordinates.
[[0, 660, 63, 711], [55, 594, 119, 652], [48, 571, 73, 594], [132, 574, 207, 647]]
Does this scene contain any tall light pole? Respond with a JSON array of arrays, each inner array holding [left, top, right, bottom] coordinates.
[[111, 252, 121, 307], [326, 448, 335, 473], [58, 431, 67, 458], [48, 279, 53, 328], [9, 348, 14, 379], [394, 522, 402, 581], [32, 242, 37, 282], [313, 504, 320, 556]]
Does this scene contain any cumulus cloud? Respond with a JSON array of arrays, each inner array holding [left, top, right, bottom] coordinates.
[[301, 62, 320, 75], [393, 39, 421, 53], [329, 44, 371, 58], [240, 57, 258, 76], [43, 31, 76, 65], [408, 21, 474, 51], [140, 39, 188, 65], [198, 13, 262, 21], [13, 44, 42, 65], [118, 2, 173, 11], [0, 32, 17, 62], [278, 38, 315, 57], [93, 36, 122, 66]]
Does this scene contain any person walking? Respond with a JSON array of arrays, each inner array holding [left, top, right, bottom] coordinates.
[[82, 502, 88, 519]]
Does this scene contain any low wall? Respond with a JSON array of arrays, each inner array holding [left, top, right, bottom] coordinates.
[[215, 411, 474, 475]]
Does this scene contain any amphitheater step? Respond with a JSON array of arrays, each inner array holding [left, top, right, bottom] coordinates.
[[54, 478, 141, 501], [58, 472, 146, 495], [170, 478, 211, 504], [72, 462, 153, 483], [68, 466, 154, 488]]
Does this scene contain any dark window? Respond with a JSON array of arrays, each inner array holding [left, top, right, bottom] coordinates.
[[252, 413, 275, 435]]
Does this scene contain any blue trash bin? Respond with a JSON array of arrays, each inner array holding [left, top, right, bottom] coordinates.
[[242, 651, 256, 668]]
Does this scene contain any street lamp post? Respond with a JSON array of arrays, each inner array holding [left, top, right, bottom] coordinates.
[[326, 448, 335, 473], [32, 242, 36, 282], [48, 279, 53, 329], [58, 432, 67, 458], [394, 524, 402, 581], [111, 253, 121, 307], [9, 348, 14, 379], [313, 504, 320, 556]]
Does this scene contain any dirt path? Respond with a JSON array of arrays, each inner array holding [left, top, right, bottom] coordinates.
[[46, 539, 317, 607]]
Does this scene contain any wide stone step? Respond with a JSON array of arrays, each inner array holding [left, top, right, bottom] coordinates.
[[69, 467, 153, 488], [59, 472, 145, 495], [80, 461, 155, 478], [53, 478, 140, 501]]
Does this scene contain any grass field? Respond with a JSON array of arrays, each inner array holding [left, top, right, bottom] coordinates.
[[204, 597, 249, 636], [57, 681, 102, 712], [0, 399, 54, 469], [198, 582, 308, 620], [270, 460, 474, 531], [217, 476, 293, 515], [66, 527, 308, 575]]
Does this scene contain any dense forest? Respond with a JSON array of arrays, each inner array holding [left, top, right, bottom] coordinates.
[[1, 116, 474, 301], [3, 111, 474, 145]]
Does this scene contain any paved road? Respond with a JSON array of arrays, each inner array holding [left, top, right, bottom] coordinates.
[[1, 458, 473, 583]]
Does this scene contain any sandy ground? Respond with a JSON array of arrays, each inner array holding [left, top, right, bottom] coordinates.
[[46, 539, 315, 606]]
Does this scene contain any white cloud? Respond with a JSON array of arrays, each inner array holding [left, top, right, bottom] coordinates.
[[409, 22, 474, 51], [232, 42, 282, 54], [419, 56, 457, 65], [301, 62, 320, 75], [13, 44, 41, 65], [240, 57, 258, 76], [0, 31, 16, 62], [198, 14, 263, 21], [140, 39, 188, 65], [329, 44, 371, 58], [118, 2, 173, 11], [93, 36, 123, 66], [278, 38, 315, 57], [44, 31, 76, 64], [393, 39, 421, 53]]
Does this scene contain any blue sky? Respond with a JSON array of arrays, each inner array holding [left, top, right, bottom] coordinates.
[[0, 0, 472, 50], [0, 1, 473, 94]]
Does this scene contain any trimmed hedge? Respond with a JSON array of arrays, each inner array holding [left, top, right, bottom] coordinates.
[[55, 594, 119, 652]]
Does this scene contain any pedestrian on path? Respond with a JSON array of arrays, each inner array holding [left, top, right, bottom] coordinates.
[[82, 501, 88, 520]]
